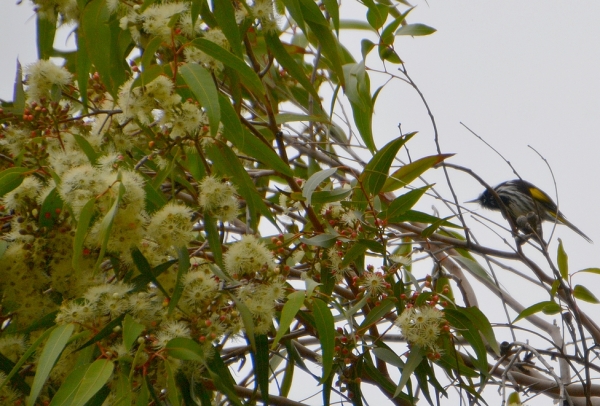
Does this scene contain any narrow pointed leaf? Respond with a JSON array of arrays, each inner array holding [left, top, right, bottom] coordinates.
[[312, 298, 335, 383], [394, 345, 423, 397], [514, 301, 561, 322], [213, 0, 243, 57], [361, 133, 416, 196], [37, 14, 56, 60], [72, 197, 96, 270], [0, 326, 55, 394], [28, 324, 74, 406], [557, 239, 568, 280], [166, 337, 204, 361], [272, 290, 306, 348], [39, 188, 63, 229], [395, 23, 436, 36], [70, 359, 114, 406], [264, 31, 320, 100], [383, 154, 454, 193], [303, 168, 337, 205], [180, 63, 220, 136], [359, 299, 395, 329], [169, 245, 191, 315], [190, 38, 265, 96], [253, 334, 270, 403], [123, 314, 145, 352], [385, 186, 431, 221], [0, 167, 28, 197], [573, 285, 600, 304], [218, 94, 293, 177]]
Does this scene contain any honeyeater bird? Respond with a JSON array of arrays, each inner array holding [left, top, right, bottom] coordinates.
[[470, 179, 592, 243]]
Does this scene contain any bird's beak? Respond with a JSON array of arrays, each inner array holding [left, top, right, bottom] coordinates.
[[464, 197, 480, 204]]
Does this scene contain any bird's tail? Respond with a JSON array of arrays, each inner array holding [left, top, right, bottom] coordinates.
[[556, 213, 593, 243]]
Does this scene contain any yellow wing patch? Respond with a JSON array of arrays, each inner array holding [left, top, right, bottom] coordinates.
[[528, 186, 552, 203]]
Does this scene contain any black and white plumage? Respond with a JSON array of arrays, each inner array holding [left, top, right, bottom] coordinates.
[[471, 179, 592, 243]]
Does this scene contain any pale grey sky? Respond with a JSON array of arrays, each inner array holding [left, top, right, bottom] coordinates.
[[1, 2, 599, 404]]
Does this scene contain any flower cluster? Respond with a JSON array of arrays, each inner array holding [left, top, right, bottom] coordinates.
[[198, 175, 239, 222], [395, 306, 446, 355]]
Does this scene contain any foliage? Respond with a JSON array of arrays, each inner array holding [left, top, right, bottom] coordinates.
[[0, 0, 598, 405]]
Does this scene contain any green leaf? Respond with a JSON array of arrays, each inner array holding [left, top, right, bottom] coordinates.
[[169, 245, 191, 315], [444, 308, 488, 376], [130, 247, 173, 297], [72, 197, 95, 270], [166, 337, 204, 361], [303, 168, 337, 205], [180, 63, 220, 137], [300, 233, 338, 248], [350, 100, 375, 153], [382, 154, 454, 193], [123, 314, 145, 352], [557, 239, 568, 280], [461, 306, 500, 356], [0, 167, 28, 197], [72, 134, 100, 165], [253, 334, 270, 404], [322, 0, 339, 33], [340, 242, 368, 268], [579, 267, 600, 275], [395, 23, 437, 36], [264, 31, 320, 100], [394, 345, 423, 397], [37, 14, 56, 60], [361, 133, 416, 196], [77, 314, 126, 352], [190, 38, 265, 96], [361, 39, 376, 60], [366, 3, 388, 30], [218, 94, 293, 177], [280, 351, 294, 397], [280, 0, 306, 33], [272, 290, 305, 349], [451, 255, 495, 285], [39, 188, 64, 229], [298, 0, 345, 85], [76, 31, 91, 113], [373, 347, 404, 369], [312, 298, 335, 383], [94, 182, 125, 271], [343, 62, 371, 109], [0, 326, 55, 394], [135, 378, 150, 406], [164, 360, 181, 406], [203, 211, 223, 269], [573, 285, 600, 304], [359, 299, 395, 329], [13, 61, 26, 115], [514, 300, 561, 322], [205, 349, 243, 406], [213, 0, 243, 57], [70, 360, 114, 406], [49, 363, 90, 406], [309, 188, 351, 205], [28, 324, 74, 406], [391, 210, 460, 228], [274, 113, 330, 124], [113, 372, 132, 406], [385, 186, 431, 221], [229, 292, 256, 351], [381, 13, 409, 45], [81, 0, 127, 96], [140, 36, 163, 70]]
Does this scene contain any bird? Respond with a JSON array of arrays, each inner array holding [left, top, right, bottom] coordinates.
[[469, 179, 592, 243]]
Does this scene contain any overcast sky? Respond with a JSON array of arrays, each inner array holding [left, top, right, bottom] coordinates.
[[2, 2, 599, 404]]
